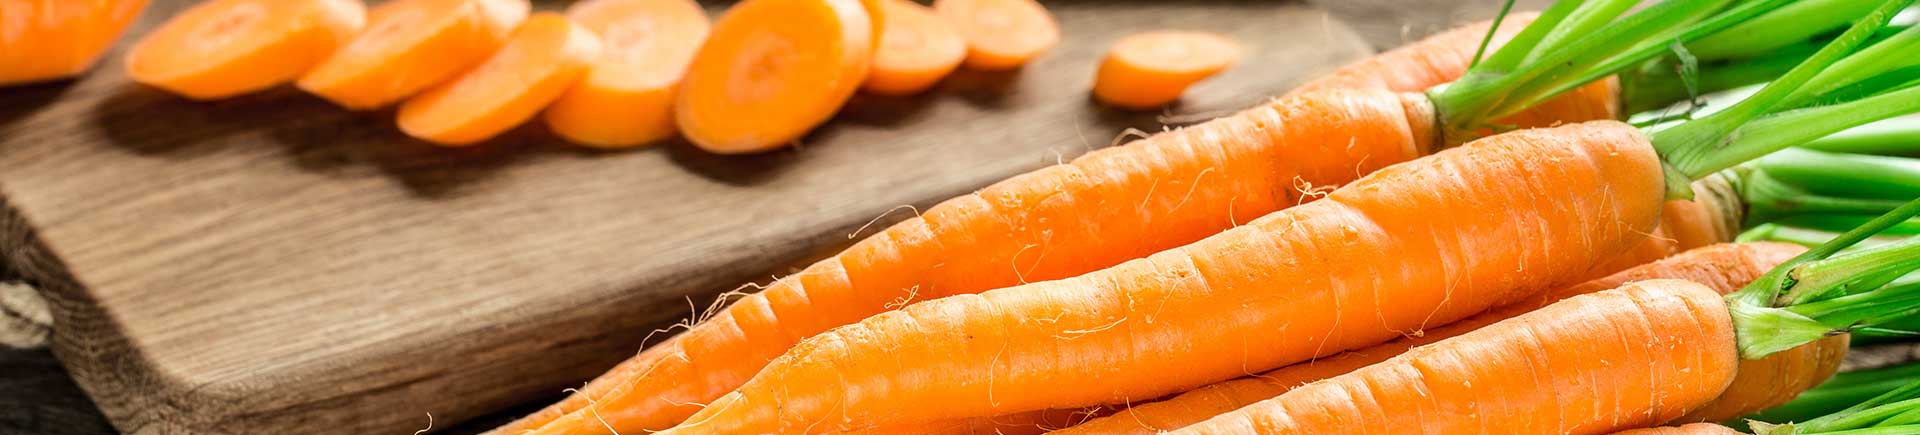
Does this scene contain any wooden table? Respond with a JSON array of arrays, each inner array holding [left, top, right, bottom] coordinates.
[[0, 1, 1536, 434]]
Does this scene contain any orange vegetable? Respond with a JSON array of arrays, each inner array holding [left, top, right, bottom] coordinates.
[[1051, 242, 1807, 435], [673, 0, 875, 154], [297, 0, 528, 110], [861, 0, 966, 96], [933, 0, 1057, 70], [486, 16, 1617, 435], [655, 121, 1667, 434], [1173, 280, 1739, 434], [397, 12, 600, 146], [541, 0, 709, 148], [126, 0, 365, 100], [0, 0, 150, 86], [1610, 424, 1747, 435], [1092, 31, 1240, 109]]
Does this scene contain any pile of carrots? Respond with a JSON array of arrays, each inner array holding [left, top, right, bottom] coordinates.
[[461, 0, 1920, 434], [9, 0, 1243, 152]]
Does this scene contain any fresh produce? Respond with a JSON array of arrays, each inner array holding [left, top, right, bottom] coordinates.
[[1171, 195, 1920, 434], [1743, 362, 1920, 427], [648, 2, 1920, 431], [933, 0, 1058, 71], [0, 0, 150, 86], [493, 3, 1815, 433], [397, 12, 600, 146], [125, 0, 364, 100], [673, 0, 876, 154], [862, 0, 967, 96], [1626, 362, 1920, 434], [297, 0, 529, 110], [541, 0, 710, 149], [1092, 31, 1241, 109]]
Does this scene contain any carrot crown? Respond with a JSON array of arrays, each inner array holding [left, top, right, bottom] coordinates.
[[1726, 196, 1920, 359], [1428, 0, 1804, 144]]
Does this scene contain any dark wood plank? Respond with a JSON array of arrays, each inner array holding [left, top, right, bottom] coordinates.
[[0, 1, 1376, 434]]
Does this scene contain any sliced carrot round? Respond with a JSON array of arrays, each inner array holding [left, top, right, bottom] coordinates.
[[0, 0, 151, 86], [861, 0, 965, 96], [674, 0, 875, 154], [933, 0, 1057, 71], [1092, 30, 1241, 110], [541, 0, 709, 149], [398, 12, 601, 146], [297, 0, 529, 110], [127, 0, 365, 100]]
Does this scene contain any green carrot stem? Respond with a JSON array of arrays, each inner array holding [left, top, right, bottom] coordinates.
[[1654, 0, 1914, 191], [1524, 0, 1640, 66], [1786, 278, 1920, 325], [1811, 425, 1920, 435], [1687, 0, 1885, 61], [1803, 117, 1920, 155], [1751, 148, 1920, 200], [1433, 0, 1759, 142], [1789, 25, 1920, 108], [1803, 375, 1920, 432], [1734, 168, 1914, 226], [1773, 216, 1920, 235], [1743, 363, 1920, 427], [1465, 0, 1584, 74], [1622, 40, 1815, 114]]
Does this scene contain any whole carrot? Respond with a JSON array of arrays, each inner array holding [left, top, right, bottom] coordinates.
[[494, 14, 1624, 435]]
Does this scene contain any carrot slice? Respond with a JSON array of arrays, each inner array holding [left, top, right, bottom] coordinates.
[[297, 0, 528, 110], [674, 0, 875, 154], [1092, 31, 1240, 110], [0, 0, 150, 86], [933, 0, 1058, 70], [127, 0, 365, 100], [541, 0, 709, 149], [862, 0, 965, 96], [397, 12, 600, 146]]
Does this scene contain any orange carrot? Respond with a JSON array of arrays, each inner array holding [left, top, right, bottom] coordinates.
[[297, 0, 528, 110], [1610, 424, 1747, 435], [933, 0, 1057, 70], [1173, 280, 1740, 435], [1092, 31, 1240, 110], [0, 0, 149, 86], [861, 0, 966, 96], [396, 12, 598, 146], [655, 121, 1668, 434], [126, 0, 364, 100], [672, 0, 875, 154], [489, 17, 1619, 435], [541, 0, 709, 149], [1055, 244, 1842, 435]]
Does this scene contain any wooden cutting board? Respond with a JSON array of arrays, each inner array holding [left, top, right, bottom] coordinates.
[[0, 1, 1374, 433]]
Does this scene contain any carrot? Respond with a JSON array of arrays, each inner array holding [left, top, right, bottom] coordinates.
[[860, 0, 966, 96], [0, 0, 149, 86], [540, 0, 708, 149], [932, 0, 1057, 70], [1284, 13, 1533, 98], [1177, 279, 1743, 435], [296, 0, 528, 110], [1053, 241, 1805, 435], [488, 12, 1694, 435], [657, 120, 1671, 435], [1092, 31, 1241, 110], [672, 0, 875, 154], [125, 0, 365, 100], [1610, 424, 1746, 435], [396, 12, 598, 146]]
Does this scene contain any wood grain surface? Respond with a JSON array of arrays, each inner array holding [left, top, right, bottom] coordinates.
[[0, 1, 1375, 433]]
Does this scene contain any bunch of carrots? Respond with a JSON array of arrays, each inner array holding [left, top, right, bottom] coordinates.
[[11, 0, 1237, 152], [447, 0, 1920, 434]]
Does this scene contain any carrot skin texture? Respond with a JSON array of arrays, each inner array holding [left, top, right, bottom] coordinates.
[[1609, 424, 1747, 435], [658, 121, 1667, 434], [1054, 241, 1802, 435], [495, 15, 1618, 435], [1174, 280, 1740, 435], [0, 0, 150, 86], [127, 0, 366, 100]]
